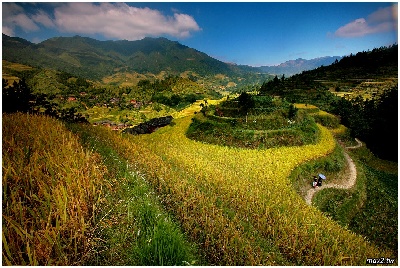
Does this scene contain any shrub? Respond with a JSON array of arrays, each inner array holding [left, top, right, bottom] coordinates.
[[312, 111, 340, 129]]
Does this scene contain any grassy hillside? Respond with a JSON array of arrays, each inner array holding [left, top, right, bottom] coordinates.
[[2, 60, 35, 85], [186, 96, 321, 149], [3, 99, 396, 265], [3, 38, 397, 265], [88, 101, 392, 265], [325, 141, 398, 253], [287, 105, 398, 255], [259, 44, 397, 104], [2, 113, 203, 265]]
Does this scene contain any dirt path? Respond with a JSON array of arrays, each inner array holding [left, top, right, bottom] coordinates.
[[304, 138, 362, 205], [344, 138, 362, 149]]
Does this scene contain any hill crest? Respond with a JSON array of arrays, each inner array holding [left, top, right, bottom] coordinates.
[[2, 34, 251, 80]]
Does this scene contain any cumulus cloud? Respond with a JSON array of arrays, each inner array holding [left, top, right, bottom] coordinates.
[[2, 2, 201, 40], [333, 4, 397, 38], [3, 3, 39, 34], [52, 3, 201, 39]]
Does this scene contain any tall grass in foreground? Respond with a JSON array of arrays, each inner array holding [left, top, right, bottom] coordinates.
[[68, 123, 202, 265], [87, 113, 393, 265], [2, 113, 106, 265]]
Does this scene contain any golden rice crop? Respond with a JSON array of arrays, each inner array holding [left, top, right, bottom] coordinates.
[[330, 124, 349, 136], [294, 103, 319, 110], [171, 98, 226, 119], [2, 113, 107, 265], [84, 104, 393, 265]]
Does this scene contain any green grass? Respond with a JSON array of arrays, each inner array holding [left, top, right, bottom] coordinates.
[[67, 123, 203, 265], [310, 111, 341, 129], [312, 155, 367, 227], [348, 166, 397, 253], [350, 143, 398, 174], [288, 144, 346, 198], [305, 145, 397, 254], [287, 116, 398, 257], [186, 109, 320, 149]]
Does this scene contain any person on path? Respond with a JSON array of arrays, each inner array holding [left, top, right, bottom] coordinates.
[[312, 176, 318, 188], [317, 176, 323, 187]]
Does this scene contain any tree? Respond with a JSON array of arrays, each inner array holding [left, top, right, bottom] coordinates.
[[200, 100, 208, 115], [273, 75, 279, 85], [368, 88, 398, 161], [333, 87, 398, 161], [288, 103, 298, 119], [2, 79, 32, 113], [238, 92, 254, 116]]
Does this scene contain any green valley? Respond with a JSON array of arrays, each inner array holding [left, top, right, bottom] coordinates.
[[2, 34, 397, 265]]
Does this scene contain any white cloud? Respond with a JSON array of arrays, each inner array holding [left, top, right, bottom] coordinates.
[[32, 10, 56, 28], [52, 2, 201, 40], [2, 2, 201, 40], [2, 25, 14, 36], [12, 13, 40, 32], [334, 4, 397, 38], [335, 18, 373, 38], [368, 4, 398, 25], [3, 3, 38, 33]]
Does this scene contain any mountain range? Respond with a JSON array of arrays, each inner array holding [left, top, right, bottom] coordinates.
[[3, 34, 344, 80], [2, 34, 256, 80], [259, 56, 343, 76]]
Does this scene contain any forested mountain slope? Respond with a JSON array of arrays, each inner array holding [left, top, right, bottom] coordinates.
[[2, 34, 259, 80]]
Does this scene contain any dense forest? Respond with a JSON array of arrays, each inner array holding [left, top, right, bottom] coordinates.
[[334, 88, 398, 161]]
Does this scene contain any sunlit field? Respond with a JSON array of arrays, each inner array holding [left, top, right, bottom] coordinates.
[[2, 113, 107, 265], [89, 102, 390, 265]]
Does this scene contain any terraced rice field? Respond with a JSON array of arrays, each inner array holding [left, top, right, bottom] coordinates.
[[99, 101, 391, 265]]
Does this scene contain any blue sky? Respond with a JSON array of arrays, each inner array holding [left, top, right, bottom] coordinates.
[[2, 2, 398, 66]]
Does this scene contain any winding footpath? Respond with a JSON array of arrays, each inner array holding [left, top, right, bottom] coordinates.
[[305, 138, 362, 205]]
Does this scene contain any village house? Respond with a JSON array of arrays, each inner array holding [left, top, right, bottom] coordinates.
[[130, 99, 143, 108]]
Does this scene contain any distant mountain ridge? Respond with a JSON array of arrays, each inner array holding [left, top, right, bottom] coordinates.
[[2, 34, 258, 80], [259, 56, 343, 76], [3, 34, 369, 82]]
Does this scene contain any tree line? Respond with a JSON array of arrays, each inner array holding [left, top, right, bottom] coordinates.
[[333, 87, 398, 161], [2, 79, 88, 123]]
